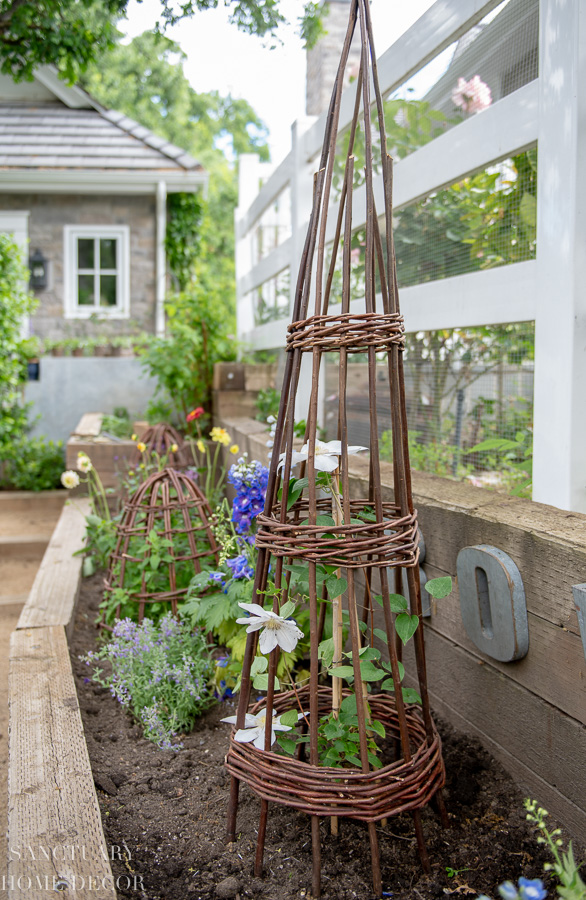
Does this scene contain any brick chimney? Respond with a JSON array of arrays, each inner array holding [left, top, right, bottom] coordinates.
[[306, 0, 363, 116]]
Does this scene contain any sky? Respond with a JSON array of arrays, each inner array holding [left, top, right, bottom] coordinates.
[[123, 0, 438, 163]]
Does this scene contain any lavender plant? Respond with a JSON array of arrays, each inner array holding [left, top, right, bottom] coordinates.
[[81, 614, 215, 750]]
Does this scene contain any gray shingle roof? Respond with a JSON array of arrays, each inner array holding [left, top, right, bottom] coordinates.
[[0, 103, 203, 172]]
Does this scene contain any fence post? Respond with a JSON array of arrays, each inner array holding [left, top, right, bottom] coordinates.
[[532, 0, 586, 513], [290, 117, 325, 426], [235, 154, 261, 352]]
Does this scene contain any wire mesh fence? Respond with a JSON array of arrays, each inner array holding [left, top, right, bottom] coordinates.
[[324, 322, 535, 495]]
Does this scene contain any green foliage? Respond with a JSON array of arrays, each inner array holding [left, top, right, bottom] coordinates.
[[140, 286, 236, 424], [255, 387, 280, 422], [0, 234, 38, 456], [1, 0, 326, 83], [165, 193, 204, 291], [0, 0, 124, 82], [101, 514, 214, 626], [380, 428, 469, 479], [82, 513, 118, 575], [81, 29, 270, 318], [0, 437, 64, 491], [101, 411, 133, 439], [524, 799, 586, 900], [278, 694, 385, 770], [81, 614, 215, 750]]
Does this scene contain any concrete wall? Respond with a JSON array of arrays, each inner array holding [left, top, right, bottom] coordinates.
[[0, 192, 157, 340], [25, 357, 157, 443], [216, 411, 586, 844]]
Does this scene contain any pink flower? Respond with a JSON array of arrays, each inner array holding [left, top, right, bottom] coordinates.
[[452, 76, 492, 114], [350, 247, 361, 266], [186, 407, 204, 422]]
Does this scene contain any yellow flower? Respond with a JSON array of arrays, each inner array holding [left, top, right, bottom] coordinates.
[[137, 442, 146, 453], [131, 433, 137, 441], [229, 444, 239, 455], [196, 439, 205, 454], [210, 427, 231, 446], [171, 443, 178, 453]]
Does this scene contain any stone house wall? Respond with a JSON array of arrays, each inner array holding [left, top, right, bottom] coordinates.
[[306, 0, 362, 116], [0, 192, 157, 341]]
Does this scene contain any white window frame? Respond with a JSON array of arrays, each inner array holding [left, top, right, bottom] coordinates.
[[64, 224, 130, 319]]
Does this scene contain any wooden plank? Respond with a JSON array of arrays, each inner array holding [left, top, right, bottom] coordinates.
[[420, 561, 586, 725], [8, 626, 116, 898], [72, 413, 103, 437], [402, 628, 586, 842], [17, 499, 90, 634]]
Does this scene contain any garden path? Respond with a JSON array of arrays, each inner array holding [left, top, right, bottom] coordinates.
[[0, 493, 64, 870]]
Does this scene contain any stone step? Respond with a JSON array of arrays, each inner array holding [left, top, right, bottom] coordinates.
[[0, 490, 65, 515], [0, 558, 43, 599], [0, 536, 49, 559]]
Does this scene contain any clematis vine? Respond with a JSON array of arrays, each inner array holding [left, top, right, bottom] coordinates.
[[277, 439, 367, 473], [236, 602, 303, 654], [451, 75, 492, 114], [221, 708, 301, 750]]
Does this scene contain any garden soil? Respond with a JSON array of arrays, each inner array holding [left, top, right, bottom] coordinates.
[[70, 573, 575, 900]]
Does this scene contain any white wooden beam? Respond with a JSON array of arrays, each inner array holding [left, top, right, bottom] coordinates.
[[532, 0, 586, 513]]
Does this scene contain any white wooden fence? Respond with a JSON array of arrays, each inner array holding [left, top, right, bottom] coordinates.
[[235, 0, 586, 515]]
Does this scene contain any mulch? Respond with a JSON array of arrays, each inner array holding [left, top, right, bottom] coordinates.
[[69, 572, 571, 900]]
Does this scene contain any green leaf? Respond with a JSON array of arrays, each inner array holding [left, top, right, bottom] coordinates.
[[340, 694, 357, 714], [325, 575, 347, 598], [395, 613, 419, 645], [318, 637, 335, 668], [277, 736, 297, 755], [330, 665, 355, 680], [82, 556, 96, 577], [358, 646, 381, 661], [369, 719, 385, 739], [279, 600, 296, 618], [149, 554, 161, 570], [359, 661, 383, 682], [250, 656, 268, 676], [368, 752, 383, 769], [373, 627, 388, 643], [424, 576, 452, 599], [381, 660, 405, 681], [316, 514, 335, 527], [373, 594, 384, 608], [389, 594, 408, 613], [401, 687, 422, 704], [279, 709, 299, 727], [252, 673, 280, 691]]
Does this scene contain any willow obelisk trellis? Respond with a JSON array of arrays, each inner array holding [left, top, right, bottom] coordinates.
[[225, 2, 447, 896]]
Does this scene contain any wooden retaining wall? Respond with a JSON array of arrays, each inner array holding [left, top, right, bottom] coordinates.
[[218, 414, 586, 844], [7, 499, 117, 898]]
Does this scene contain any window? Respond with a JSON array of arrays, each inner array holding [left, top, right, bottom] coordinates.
[[64, 225, 129, 318]]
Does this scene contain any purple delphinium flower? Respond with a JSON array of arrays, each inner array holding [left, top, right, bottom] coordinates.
[[226, 554, 254, 580], [227, 459, 269, 535]]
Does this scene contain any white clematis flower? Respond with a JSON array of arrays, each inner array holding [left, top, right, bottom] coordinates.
[[236, 602, 303, 654], [221, 709, 299, 750], [77, 452, 92, 473], [278, 439, 367, 474], [61, 470, 80, 489]]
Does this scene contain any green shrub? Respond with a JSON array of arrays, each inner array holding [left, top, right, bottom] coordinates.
[[0, 234, 38, 457], [1, 437, 64, 491]]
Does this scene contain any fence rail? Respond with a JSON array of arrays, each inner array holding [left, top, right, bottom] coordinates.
[[235, 0, 586, 514]]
